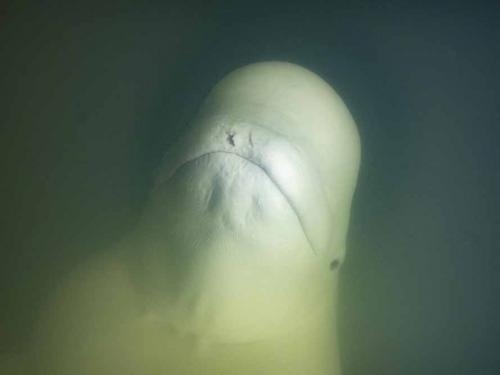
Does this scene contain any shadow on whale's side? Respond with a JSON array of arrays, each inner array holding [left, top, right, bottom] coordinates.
[[5, 62, 360, 375]]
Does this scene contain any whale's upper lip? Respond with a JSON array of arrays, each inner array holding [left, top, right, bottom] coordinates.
[[154, 119, 333, 255]]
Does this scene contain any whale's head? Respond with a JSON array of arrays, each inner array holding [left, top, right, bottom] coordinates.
[[142, 62, 360, 342]]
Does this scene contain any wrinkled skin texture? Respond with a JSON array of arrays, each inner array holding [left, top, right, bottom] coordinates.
[[4, 62, 360, 374]]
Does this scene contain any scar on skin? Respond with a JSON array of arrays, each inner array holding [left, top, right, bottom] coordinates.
[[226, 131, 236, 146]]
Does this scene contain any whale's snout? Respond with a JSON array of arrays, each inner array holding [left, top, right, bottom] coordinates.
[[151, 61, 360, 263]]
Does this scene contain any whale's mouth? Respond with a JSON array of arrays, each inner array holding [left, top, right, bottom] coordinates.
[[172, 150, 319, 254], [154, 119, 333, 255]]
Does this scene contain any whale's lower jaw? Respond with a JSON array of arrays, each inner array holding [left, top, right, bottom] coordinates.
[[146, 151, 331, 342], [173, 150, 313, 248], [154, 151, 313, 259], [154, 119, 334, 256]]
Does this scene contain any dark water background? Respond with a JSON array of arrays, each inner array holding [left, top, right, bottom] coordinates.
[[1, 1, 499, 374]]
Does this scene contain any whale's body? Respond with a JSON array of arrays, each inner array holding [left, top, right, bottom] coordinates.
[[14, 62, 360, 374]]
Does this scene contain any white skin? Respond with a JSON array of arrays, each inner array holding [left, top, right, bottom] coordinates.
[[4, 62, 360, 374]]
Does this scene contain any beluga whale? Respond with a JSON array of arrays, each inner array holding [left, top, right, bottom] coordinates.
[[10, 61, 361, 375]]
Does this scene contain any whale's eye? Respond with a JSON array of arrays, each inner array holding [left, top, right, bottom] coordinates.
[[329, 259, 340, 271]]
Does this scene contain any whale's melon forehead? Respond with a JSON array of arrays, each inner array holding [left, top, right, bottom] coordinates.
[[202, 62, 358, 151], [200, 62, 359, 178]]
